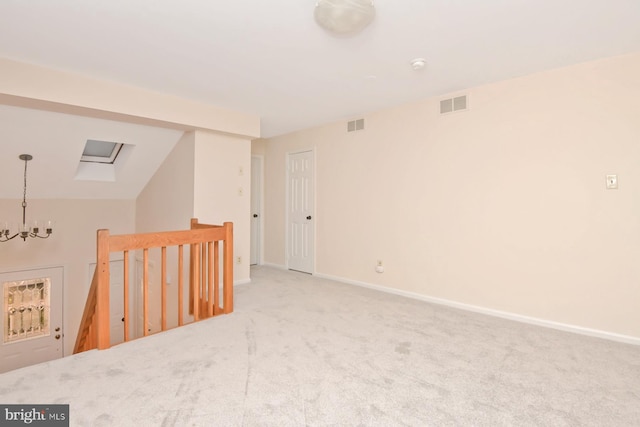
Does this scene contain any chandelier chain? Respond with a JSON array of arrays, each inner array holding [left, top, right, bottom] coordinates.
[[23, 157, 28, 201], [22, 156, 28, 224]]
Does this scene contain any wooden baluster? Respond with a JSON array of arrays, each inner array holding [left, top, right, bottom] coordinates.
[[189, 219, 197, 317], [214, 240, 219, 315], [201, 242, 207, 315], [192, 244, 200, 321], [207, 241, 214, 317], [178, 245, 184, 326], [143, 248, 149, 336], [223, 222, 234, 314], [123, 250, 129, 342], [161, 246, 167, 331]]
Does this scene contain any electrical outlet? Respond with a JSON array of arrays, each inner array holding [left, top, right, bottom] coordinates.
[[375, 260, 384, 273], [238, 187, 244, 196], [236, 256, 242, 264]]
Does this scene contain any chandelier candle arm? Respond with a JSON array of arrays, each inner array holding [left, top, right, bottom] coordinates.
[[0, 154, 53, 242]]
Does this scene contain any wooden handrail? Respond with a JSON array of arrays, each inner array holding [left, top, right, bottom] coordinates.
[[74, 218, 234, 353], [73, 269, 99, 354]]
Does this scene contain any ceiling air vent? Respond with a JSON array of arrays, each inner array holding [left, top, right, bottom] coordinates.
[[440, 95, 468, 114], [347, 118, 365, 132]]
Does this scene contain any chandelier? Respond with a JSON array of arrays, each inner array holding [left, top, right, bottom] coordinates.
[[0, 154, 53, 242]]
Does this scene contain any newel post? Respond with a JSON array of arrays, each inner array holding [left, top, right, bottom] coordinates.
[[223, 222, 234, 313], [96, 229, 111, 349]]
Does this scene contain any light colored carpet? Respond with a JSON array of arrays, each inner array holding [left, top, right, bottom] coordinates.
[[1, 266, 639, 426]]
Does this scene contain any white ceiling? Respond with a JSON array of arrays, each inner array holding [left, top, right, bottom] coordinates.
[[1, 1, 640, 198]]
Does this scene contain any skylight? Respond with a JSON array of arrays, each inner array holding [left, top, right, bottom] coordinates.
[[81, 139, 123, 164]]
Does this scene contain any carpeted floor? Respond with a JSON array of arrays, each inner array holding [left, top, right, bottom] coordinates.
[[1, 266, 639, 426]]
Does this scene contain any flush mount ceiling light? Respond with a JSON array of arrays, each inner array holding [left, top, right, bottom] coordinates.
[[314, 0, 376, 36], [410, 58, 427, 70]]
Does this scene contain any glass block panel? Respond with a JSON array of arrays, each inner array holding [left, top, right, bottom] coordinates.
[[3, 278, 51, 344]]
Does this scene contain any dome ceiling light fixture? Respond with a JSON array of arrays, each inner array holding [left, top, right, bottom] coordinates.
[[314, 0, 376, 36], [411, 58, 427, 71]]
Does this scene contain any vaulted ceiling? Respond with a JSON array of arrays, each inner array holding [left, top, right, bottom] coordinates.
[[0, 105, 181, 199], [1, 0, 639, 198]]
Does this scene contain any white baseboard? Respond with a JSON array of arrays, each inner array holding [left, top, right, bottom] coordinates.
[[260, 262, 287, 270], [313, 272, 640, 346], [234, 278, 251, 286]]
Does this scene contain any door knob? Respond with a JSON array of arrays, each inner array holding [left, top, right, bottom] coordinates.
[[55, 327, 60, 332], [306, 216, 312, 220], [122, 317, 125, 322], [55, 334, 61, 340], [253, 214, 258, 218]]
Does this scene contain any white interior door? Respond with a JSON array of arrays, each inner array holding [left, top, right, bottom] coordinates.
[[0, 266, 63, 373], [109, 261, 125, 346], [287, 150, 314, 273], [250, 155, 262, 265]]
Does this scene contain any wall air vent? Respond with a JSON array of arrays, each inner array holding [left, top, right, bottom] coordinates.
[[440, 95, 468, 114], [347, 118, 365, 132]]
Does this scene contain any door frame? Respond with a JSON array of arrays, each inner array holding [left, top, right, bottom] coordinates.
[[250, 154, 264, 266], [0, 265, 64, 372], [285, 148, 316, 273]]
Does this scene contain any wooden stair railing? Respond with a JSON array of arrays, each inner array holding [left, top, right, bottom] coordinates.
[[74, 218, 233, 354], [74, 269, 99, 353]]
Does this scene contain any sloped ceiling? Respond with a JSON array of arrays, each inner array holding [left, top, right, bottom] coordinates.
[[1, 1, 640, 199], [0, 105, 182, 199]]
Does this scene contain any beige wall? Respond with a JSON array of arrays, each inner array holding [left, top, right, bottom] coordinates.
[[251, 138, 267, 156], [136, 132, 196, 233], [194, 131, 252, 283], [136, 132, 196, 329], [134, 129, 252, 331], [263, 52, 640, 340], [0, 199, 135, 355]]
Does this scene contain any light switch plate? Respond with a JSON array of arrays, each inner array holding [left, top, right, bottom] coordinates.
[[606, 175, 618, 189]]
